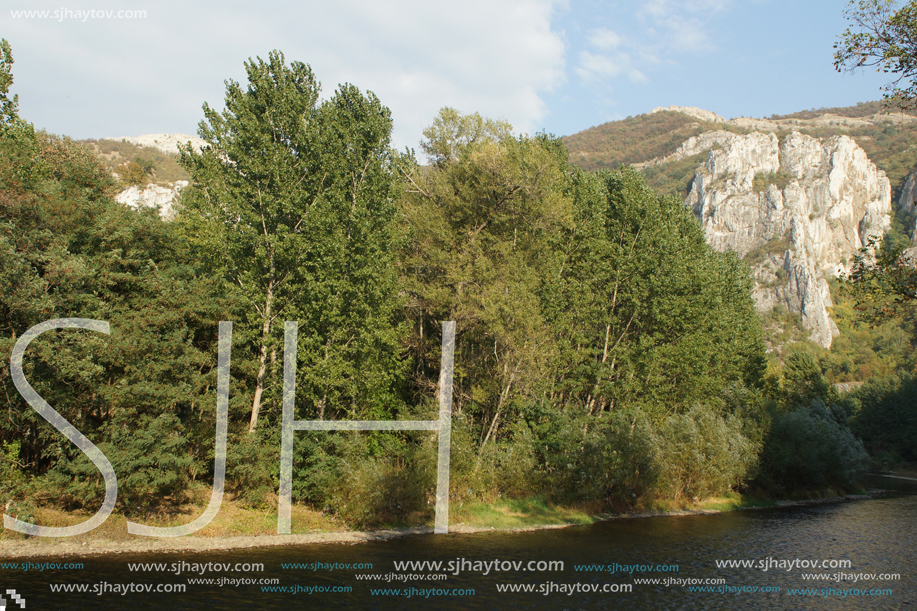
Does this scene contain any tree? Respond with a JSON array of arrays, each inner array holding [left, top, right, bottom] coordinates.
[[178, 51, 406, 432], [834, 0, 917, 110], [0, 44, 228, 509], [401, 109, 570, 448], [402, 109, 766, 454], [542, 167, 767, 421], [419, 107, 512, 166], [845, 237, 917, 321], [0, 38, 19, 125]]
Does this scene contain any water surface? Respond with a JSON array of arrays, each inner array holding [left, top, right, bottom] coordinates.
[[4, 493, 914, 610]]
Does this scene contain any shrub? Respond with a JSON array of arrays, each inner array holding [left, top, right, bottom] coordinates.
[[656, 405, 759, 501], [325, 432, 433, 528], [841, 372, 917, 462], [51, 412, 194, 513], [0, 440, 27, 501], [225, 428, 280, 507], [757, 399, 869, 493]]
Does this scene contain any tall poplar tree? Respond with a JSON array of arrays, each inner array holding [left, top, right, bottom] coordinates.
[[179, 51, 406, 431]]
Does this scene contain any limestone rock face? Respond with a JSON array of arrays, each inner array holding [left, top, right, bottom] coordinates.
[[103, 133, 202, 220], [685, 131, 891, 348], [900, 169, 917, 217], [106, 133, 206, 155], [115, 181, 187, 221], [898, 168, 917, 244]]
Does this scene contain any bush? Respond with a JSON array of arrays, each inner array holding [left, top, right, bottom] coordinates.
[[51, 412, 194, 513], [840, 372, 917, 462], [0, 440, 27, 501], [533, 404, 758, 507], [286, 429, 436, 528], [656, 405, 758, 501], [332, 450, 433, 528], [115, 159, 153, 187], [601, 411, 663, 506], [757, 399, 869, 493], [537, 410, 610, 504], [225, 428, 280, 507]]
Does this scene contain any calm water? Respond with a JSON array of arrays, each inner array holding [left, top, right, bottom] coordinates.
[[4, 490, 915, 610]]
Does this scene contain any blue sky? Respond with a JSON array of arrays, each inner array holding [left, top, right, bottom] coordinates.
[[1, 0, 894, 154]]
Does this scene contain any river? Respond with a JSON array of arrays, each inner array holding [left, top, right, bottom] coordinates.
[[4, 487, 915, 610]]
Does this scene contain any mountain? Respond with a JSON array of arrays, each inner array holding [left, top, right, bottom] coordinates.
[[684, 130, 889, 348], [564, 103, 917, 349], [565, 101, 917, 199], [91, 108, 916, 350]]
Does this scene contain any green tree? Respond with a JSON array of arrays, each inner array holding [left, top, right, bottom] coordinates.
[[0, 71, 228, 510], [840, 372, 917, 462], [543, 167, 766, 421], [845, 237, 917, 321], [834, 0, 917, 110], [757, 400, 869, 493], [402, 109, 767, 485], [401, 110, 569, 449], [0, 38, 19, 125], [178, 50, 406, 431], [419, 107, 513, 165]]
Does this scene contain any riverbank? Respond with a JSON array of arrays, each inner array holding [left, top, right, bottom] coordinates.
[[0, 491, 883, 560]]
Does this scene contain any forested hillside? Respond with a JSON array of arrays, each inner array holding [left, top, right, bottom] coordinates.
[[564, 103, 917, 476], [0, 39, 903, 534], [564, 103, 917, 202], [561, 110, 734, 174]]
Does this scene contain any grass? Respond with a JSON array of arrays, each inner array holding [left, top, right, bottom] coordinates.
[[453, 492, 788, 528], [0, 489, 340, 544], [695, 492, 778, 511], [3, 483, 873, 545], [454, 497, 598, 529]]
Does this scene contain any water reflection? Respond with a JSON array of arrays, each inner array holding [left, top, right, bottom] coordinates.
[[5, 495, 914, 610]]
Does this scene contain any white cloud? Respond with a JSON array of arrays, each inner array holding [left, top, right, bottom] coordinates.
[[308, 0, 568, 146], [576, 51, 646, 84], [5, 0, 567, 151], [574, 0, 731, 88], [587, 28, 622, 50], [667, 17, 714, 53], [235, 0, 566, 148]]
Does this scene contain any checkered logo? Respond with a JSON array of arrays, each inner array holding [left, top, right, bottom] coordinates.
[[0, 589, 25, 610]]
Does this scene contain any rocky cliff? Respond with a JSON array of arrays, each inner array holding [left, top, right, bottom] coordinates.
[[115, 180, 188, 221], [684, 131, 892, 348], [898, 167, 917, 237], [104, 134, 204, 220]]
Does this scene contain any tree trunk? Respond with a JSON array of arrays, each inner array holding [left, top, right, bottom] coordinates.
[[480, 360, 517, 452], [249, 280, 274, 433]]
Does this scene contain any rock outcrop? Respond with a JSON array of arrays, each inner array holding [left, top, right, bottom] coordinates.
[[650, 105, 727, 123], [900, 169, 917, 217], [637, 108, 917, 171], [899, 168, 917, 241], [106, 133, 206, 155], [684, 131, 892, 348], [105, 133, 204, 220], [115, 181, 188, 221]]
